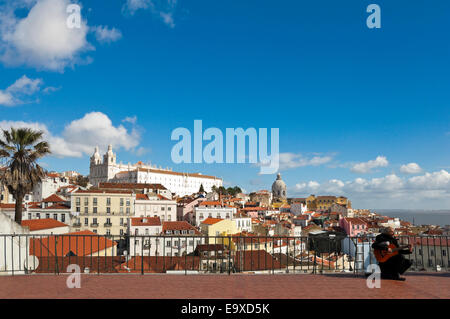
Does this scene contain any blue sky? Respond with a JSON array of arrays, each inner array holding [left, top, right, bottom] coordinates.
[[0, 0, 449, 209]]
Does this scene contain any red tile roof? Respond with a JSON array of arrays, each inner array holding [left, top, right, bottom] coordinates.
[[201, 217, 223, 225], [42, 194, 65, 203], [233, 250, 285, 271], [22, 219, 68, 231], [135, 194, 149, 200], [29, 231, 117, 257], [131, 217, 161, 226], [162, 221, 202, 234], [115, 256, 200, 273]]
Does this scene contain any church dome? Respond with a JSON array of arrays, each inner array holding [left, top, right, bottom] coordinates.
[[272, 173, 287, 200]]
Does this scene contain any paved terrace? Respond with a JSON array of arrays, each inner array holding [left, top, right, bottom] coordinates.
[[0, 273, 449, 299]]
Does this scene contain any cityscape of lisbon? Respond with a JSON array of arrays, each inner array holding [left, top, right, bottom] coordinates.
[[0, 144, 448, 275]]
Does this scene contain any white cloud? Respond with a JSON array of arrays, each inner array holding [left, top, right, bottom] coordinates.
[[122, 0, 177, 28], [0, 112, 141, 158], [400, 162, 422, 174], [93, 25, 122, 44], [0, 0, 91, 71], [0, 75, 43, 106], [122, 116, 137, 124], [278, 153, 333, 170], [291, 170, 450, 208], [351, 156, 389, 173], [62, 112, 140, 155]]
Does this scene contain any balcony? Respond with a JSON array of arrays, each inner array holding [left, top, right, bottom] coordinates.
[[72, 222, 81, 227], [90, 223, 99, 227], [104, 223, 113, 227]]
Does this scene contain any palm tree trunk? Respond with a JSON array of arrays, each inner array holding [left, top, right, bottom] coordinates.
[[15, 196, 23, 225]]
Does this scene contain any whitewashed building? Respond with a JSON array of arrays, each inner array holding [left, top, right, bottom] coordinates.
[[89, 145, 222, 196], [234, 217, 252, 233], [194, 201, 237, 226], [32, 174, 71, 202], [129, 219, 205, 256], [134, 193, 177, 222]]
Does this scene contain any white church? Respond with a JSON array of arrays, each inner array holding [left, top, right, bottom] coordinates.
[[89, 145, 223, 196]]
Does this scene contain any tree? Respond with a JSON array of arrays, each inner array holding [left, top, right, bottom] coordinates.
[[0, 128, 50, 224], [75, 175, 89, 188], [198, 184, 205, 193]]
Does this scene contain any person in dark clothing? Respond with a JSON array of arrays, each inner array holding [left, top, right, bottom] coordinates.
[[371, 227, 412, 281]]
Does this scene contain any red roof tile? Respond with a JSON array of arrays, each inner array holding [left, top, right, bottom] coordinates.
[[21, 219, 68, 231]]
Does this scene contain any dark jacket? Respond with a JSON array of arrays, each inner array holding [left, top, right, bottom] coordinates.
[[372, 233, 398, 250]]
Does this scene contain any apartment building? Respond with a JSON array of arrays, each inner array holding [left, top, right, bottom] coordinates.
[[194, 201, 237, 226], [70, 189, 135, 236], [134, 193, 177, 222]]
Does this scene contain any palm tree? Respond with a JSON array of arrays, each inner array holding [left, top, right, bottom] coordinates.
[[0, 128, 50, 224]]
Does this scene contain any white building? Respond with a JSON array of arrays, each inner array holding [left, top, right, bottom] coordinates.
[[24, 194, 71, 224], [32, 174, 71, 202], [89, 145, 222, 196], [134, 193, 177, 222], [234, 217, 252, 233], [0, 212, 33, 275], [129, 219, 205, 256], [194, 201, 237, 226]]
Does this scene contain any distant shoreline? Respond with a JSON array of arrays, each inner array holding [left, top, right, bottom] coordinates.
[[366, 209, 450, 226]]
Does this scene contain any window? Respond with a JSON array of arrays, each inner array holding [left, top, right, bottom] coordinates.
[[120, 229, 124, 235], [443, 250, 447, 257], [53, 214, 58, 220], [145, 228, 149, 235], [106, 218, 111, 224], [135, 229, 139, 235], [120, 207, 124, 214], [93, 218, 97, 224], [93, 207, 97, 214], [126, 207, 130, 215], [106, 229, 111, 236], [76, 197, 80, 206], [126, 199, 130, 206], [61, 215, 65, 223], [120, 198, 124, 206], [168, 207, 171, 211], [168, 215, 172, 221], [120, 218, 124, 226], [84, 218, 88, 226], [107, 207, 111, 214], [84, 207, 88, 214], [93, 198, 97, 206], [76, 206, 80, 212], [84, 197, 88, 206], [166, 240, 171, 247], [46, 213, 50, 219], [28, 213, 31, 219], [106, 198, 111, 206], [93, 230, 97, 234]]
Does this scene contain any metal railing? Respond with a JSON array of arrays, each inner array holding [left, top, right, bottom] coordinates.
[[0, 234, 448, 275]]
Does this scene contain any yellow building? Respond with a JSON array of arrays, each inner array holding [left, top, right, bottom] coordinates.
[[223, 234, 274, 253], [200, 218, 238, 244], [71, 189, 135, 236], [306, 195, 350, 211]]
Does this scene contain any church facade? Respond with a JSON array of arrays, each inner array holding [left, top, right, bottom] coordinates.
[[89, 145, 223, 196]]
